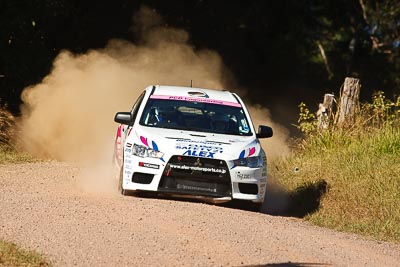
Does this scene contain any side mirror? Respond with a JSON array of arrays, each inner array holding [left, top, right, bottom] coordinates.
[[114, 112, 132, 125], [256, 125, 273, 138]]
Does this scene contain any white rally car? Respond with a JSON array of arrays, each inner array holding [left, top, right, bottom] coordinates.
[[114, 85, 273, 210]]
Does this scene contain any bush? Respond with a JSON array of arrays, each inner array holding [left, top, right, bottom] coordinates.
[[0, 101, 15, 148], [272, 92, 400, 242]]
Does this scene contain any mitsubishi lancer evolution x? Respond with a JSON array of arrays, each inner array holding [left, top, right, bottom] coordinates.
[[114, 85, 273, 210]]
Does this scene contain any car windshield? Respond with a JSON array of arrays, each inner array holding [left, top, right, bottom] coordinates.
[[139, 96, 253, 136]]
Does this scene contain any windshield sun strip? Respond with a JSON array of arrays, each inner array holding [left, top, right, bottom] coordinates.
[[150, 95, 241, 108]]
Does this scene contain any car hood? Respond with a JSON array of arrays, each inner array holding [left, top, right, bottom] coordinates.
[[128, 126, 262, 161]]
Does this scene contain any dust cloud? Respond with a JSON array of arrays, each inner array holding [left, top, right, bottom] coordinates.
[[18, 6, 289, 194]]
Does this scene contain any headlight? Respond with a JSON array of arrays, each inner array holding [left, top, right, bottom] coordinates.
[[233, 156, 264, 168], [132, 144, 164, 158]]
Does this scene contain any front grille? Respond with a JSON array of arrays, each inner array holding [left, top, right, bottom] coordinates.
[[158, 156, 231, 197]]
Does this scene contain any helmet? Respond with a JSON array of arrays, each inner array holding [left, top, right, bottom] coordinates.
[[146, 106, 177, 125], [211, 114, 230, 132]]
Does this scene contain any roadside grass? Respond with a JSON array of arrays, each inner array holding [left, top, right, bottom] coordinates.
[[271, 93, 400, 242], [0, 145, 38, 164], [0, 240, 50, 267], [0, 103, 38, 164], [0, 103, 14, 146]]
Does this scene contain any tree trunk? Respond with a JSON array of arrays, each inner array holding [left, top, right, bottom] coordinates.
[[338, 77, 361, 126]]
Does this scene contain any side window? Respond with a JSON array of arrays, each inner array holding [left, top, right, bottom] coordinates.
[[130, 92, 145, 125]]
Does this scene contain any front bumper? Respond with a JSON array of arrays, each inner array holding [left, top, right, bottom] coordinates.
[[121, 154, 267, 203]]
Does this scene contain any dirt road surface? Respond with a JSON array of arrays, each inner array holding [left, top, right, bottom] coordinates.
[[1, 162, 399, 266]]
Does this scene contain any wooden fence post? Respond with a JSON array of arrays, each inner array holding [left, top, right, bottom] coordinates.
[[338, 77, 361, 126], [317, 93, 335, 129]]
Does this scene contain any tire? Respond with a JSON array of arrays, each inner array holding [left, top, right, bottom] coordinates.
[[117, 164, 128, 196], [228, 200, 262, 212], [248, 202, 262, 212]]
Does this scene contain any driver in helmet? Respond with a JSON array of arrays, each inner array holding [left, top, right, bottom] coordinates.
[[147, 106, 178, 125], [211, 113, 230, 133]]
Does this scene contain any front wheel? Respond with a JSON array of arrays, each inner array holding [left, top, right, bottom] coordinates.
[[117, 165, 129, 196], [226, 200, 262, 212]]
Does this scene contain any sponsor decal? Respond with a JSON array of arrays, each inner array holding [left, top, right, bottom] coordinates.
[[119, 125, 129, 137], [259, 188, 265, 195], [176, 142, 223, 158], [115, 125, 124, 165], [229, 139, 245, 143], [241, 118, 249, 131], [262, 165, 267, 176], [124, 170, 132, 175], [115, 136, 123, 164], [126, 143, 132, 148], [125, 148, 132, 153], [249, 147, 256, 156], [116, 137, 122, 146], [152, 141, 159, 151], [125, 159, 132, 164], [183, 150, 216, 157], [127, 127, 133, 136], [117, 125, 123, 138], [150, 95, 242, 107], [169, 164, 226, 174], [140, 136, 149, 147], [236, 173, 251, 180], [177, 184, 217, 193], [176, 139, 224, 145], [239, 146, 256, 159], [139, 162, 160, 169], [125, 165, 133, 170]]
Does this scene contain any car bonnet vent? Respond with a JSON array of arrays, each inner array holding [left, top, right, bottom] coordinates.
[[187, 91, 209, 98]]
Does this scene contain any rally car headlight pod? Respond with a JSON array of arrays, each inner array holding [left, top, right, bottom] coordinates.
[[132, 144, 164, 158], [233, 156, 264, 168]]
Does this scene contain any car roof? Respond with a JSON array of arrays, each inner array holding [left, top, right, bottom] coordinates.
[[150, 85, 239, 103]]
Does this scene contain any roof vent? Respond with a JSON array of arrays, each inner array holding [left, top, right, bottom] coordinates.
[[187, 91, 209, 98]]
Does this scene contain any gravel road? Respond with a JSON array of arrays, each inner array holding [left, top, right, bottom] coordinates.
[[1, 162, 399, 266]]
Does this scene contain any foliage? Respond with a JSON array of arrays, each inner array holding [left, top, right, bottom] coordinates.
[[297, 91, 400, 135], [363, 91, 400, 127], [297, 102, 318, 135], [0, 147, 38, 164], [0, 101, 14, 148], [274, 91, 400, 242], [0, 239, 50, 266], [0, 102, 37, 164]]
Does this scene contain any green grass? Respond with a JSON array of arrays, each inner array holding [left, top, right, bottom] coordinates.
[[0, 240, 50, 266], [0, 146, 39, 164], [272, 125, 400, 242], [0, 104, 39, 164]]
